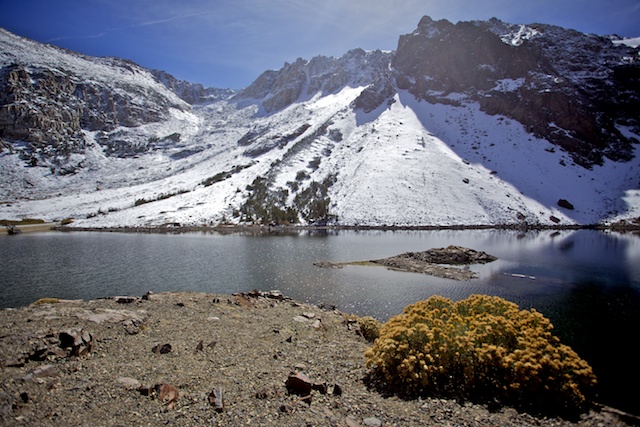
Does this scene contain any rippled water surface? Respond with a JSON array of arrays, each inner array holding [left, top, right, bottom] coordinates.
[[1, 229, 639, 413]]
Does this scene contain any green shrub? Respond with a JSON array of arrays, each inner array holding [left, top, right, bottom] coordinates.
[[364, 295, 597, 417]]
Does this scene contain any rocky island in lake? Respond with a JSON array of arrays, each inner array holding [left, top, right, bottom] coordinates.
[[314, 245, 498, 280]]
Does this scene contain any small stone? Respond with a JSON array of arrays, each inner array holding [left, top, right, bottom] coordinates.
[[293, 315, 308, 323], [285, 371, 313, 396], [312, 382, 328, 394], [363, 417, 382, 427], [302, 312, 315, 319], [278, 403, 294, 413], [156, 383, 179, 406], [151, 343, 172, 354], [195, 340, 204, 352], [123, 319, 142, 335], [116, 377, 141, 390], [23, 364, 57, 381], [58, 328, 93, 357], [332, 383, 343, 396], [207, 316, 220, 321], [138, 385, 154, 396], [311, 319, 323, 329], [208, 388, 224, 412], [115, 296, 138, 304]]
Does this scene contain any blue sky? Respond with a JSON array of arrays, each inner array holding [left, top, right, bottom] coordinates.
[[1, 0, 639, 89]]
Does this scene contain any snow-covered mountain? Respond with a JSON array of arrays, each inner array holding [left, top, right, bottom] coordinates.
[[1, 17, 639, 228]]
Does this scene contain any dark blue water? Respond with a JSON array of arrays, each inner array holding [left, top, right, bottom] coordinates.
[[1, 229, 639, 413]]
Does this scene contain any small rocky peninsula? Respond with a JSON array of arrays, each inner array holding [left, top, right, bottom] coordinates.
[[0, 290, 635, 426], [314, 245, 498, 280]]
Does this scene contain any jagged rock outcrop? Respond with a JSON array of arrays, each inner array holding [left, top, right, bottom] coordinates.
[[236, 49, 394, 114], [151, 70, 236, 104], [0, 65, 85, 163], [0, 28, 191, 169], [234, 16, 638, 168], [392, 16, 640, 168]]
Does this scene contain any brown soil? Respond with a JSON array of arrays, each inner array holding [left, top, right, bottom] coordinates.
[[0, 292, 634, 426]]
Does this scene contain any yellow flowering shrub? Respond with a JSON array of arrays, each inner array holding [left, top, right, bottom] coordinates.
[[357, 316, 382, 342], [365, 295, 597, 416]]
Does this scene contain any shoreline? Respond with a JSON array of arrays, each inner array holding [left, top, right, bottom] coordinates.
[[49, 222, 640, 235], [0, 222, 57, 235]]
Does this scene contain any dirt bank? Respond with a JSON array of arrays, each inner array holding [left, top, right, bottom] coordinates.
[[1, 223, 56, 235], [0, 292, 635, 426]]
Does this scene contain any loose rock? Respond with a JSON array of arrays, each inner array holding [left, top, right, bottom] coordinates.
[[208, 388, 224, 412], [363, 417, 382, 427], [156, 383, 179, 407], [116, 377, 141, 390], [22, 364, 57, 381], [151, 343, 172, 354], [285, 371, 313, 396]]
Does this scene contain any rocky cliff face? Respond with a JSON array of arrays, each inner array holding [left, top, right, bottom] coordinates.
[[0, 65, 85, 168], [0, 29, 190, 170], [392, 16, 640, 168], [236, 49, 394, 113]]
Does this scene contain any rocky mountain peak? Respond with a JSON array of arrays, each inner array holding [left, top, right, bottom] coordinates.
[[393, 16, 639, 168], [236, 49, 394, 114], [151, 70, 236, 105]]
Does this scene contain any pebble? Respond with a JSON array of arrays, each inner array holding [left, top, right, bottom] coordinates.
[[363, 417, 382, 427], [116, 377, 141, 390], [22, 364, 57, 381]]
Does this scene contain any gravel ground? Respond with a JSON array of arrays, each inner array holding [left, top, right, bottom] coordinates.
[[0, 291, 635, 427]]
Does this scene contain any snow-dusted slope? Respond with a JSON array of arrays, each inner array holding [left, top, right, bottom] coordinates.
[[2, 84, 638, 228], [1, 19, 639, 228]]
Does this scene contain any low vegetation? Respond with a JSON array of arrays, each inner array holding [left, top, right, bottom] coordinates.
[[30, 297, 61, 305], [365, 294, 597, 417], [201, 164, 252, 187], [134, 189, 191, 207], [0, 218, 46, 226], [236, 174, 337, 225]]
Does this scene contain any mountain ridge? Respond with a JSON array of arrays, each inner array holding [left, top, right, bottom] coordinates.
[[0, 17, 639, 228]]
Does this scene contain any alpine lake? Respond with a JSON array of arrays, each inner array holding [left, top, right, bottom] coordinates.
[[1, 228, 639, 415]]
